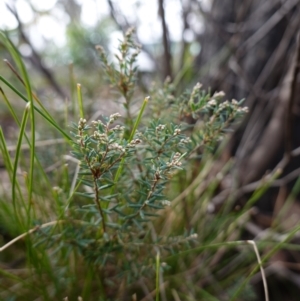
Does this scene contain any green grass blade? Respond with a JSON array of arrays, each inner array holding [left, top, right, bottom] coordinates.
[[156, 250, 160, 301], [114, 96, 149, 184], [1, 33, 36, 226], [77, 83, 84, 118], [0, 125, 27, 207], [4, 58, 56, 123], [12, 104, 30, 227], [1, 84, 60, 221], [0, 127, 14, 179], [69, 62, 77, 116], [0, 75, 72, 141]]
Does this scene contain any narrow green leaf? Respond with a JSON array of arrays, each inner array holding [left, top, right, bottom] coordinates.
[[98, 183, 114, 190], [12, 103, 30, 227], [128, 204, 143, 208], [77, 83, 84, 118], [75, 192, 95, 199]]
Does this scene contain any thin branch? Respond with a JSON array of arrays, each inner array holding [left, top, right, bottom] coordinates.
[[211, 145, 300, 210], [81, 146, 107, 232], [6, 138, 66, 152], [0, 220, 69, 253], [247, 240, 269, 301], [93, 176, 106, 232], [253, 14, 300, 99], [106, 0, 157, 67], [178, 0, 191, 72], [0, 219, 90, 253], [107, 0, 130, 31], [5, 3, 67, 99], [238, 0, 300, 56], [158, 0, 173, 80], [285, 32, 300, 160]]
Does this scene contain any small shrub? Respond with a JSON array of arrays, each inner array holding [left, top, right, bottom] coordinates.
[[0, 28, 249, 300]]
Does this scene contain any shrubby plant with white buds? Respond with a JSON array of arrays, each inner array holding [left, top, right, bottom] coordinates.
[[63, 29, 248, 294], [0, 28, 249, 300], [71, 112, 191, 235]]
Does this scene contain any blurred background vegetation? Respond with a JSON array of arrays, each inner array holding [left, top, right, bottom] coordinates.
[[1, 0, 300, 300]]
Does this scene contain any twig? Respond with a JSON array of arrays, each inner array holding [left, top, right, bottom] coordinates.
[[211, 144, 300, 210], [0, 220, 64, 252], [285, 31, 300, 159], [5, 3, 66, 99], [93, 176, 106, 232], [6, 138, 66, 152], [251, 262, 300, 287], [82, 145, 107, 232], [106, 0, 157, 67], [178, 0, 191, 73], [247, 240, 269, 301], [238, 0, 300, 56], [253, 14, 300, 98]]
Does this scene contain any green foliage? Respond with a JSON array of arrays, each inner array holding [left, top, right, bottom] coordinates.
[[0, 28, 267, 301], [71, 114, 189, 228]]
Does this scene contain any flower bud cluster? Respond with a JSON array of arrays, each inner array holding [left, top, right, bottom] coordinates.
[[109, 113, 122, 124], [128, 139, 142, 147], [204, 99, 217, 109], [111, 124, 125, 132], [238, 106, 249, 113], [156, 124, 166, 131], [108, 142, 125, 152], [174, 128, 181, 136], [78, 118, 87, 130], [179, 137, 192, 144], [212, 91, 225, 99], [203, 91, 224, 110], [95, 45, 108, 65], [189, 233, 198, 239], [93, 131, 107, 141], [217, 99, 248, 114], [167, 152, 182, 167], [192, 82, 202, 96], [91, 120, 104, 127], [189, 82, 202, 104], [161, 200, 171, 207]]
